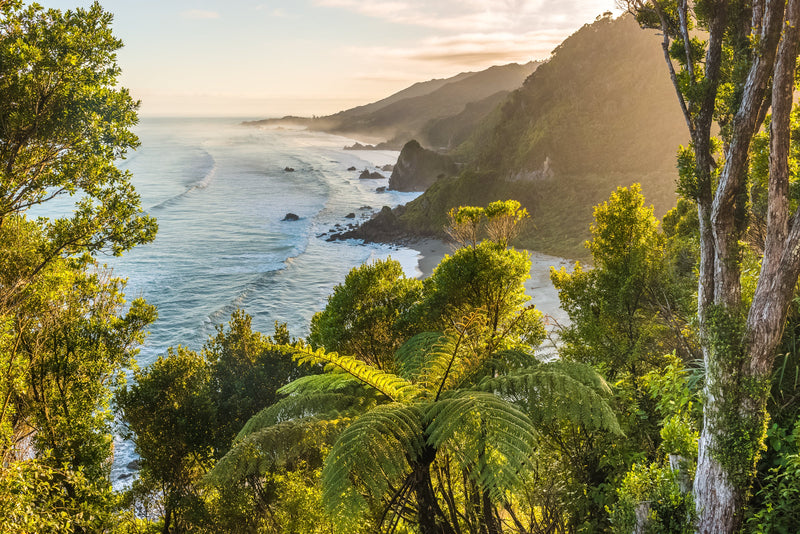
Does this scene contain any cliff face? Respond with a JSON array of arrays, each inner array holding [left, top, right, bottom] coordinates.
[[389, 140, 458, 192]]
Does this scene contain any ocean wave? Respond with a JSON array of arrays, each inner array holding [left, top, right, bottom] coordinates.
[[147, 152, 218, 211]]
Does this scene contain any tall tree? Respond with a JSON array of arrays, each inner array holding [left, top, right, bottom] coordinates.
[[0, 1, 156, 526], [622, 1, 800, 531]]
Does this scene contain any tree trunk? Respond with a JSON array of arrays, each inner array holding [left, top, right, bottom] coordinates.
[[413, 445, 457, 534], [634, 0, 800, 532]]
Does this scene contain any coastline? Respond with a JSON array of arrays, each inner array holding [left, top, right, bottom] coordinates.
[[409, 238, 574, 351]]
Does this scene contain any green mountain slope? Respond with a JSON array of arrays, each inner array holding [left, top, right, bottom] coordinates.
[[246, 62, 540, 149], [360, 14, 687, 258]]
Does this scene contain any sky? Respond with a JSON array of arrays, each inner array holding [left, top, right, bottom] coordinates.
[[38, 0, 623, 118]]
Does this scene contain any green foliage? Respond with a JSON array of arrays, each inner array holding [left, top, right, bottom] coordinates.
[[609, 462, 694, 534], [0, 2, 156, 263], [479, 361, 621, 435], [309, 258, 422, 371], [0, 3, 157, 523], [0, 455, 120, 533], [426, 390, 537, 500], [418, 240, 540, 343], [747, 422, 800, 533], [203, 310, 303, 455], [322, 403, 426, 516], [115, 346, 215, 531], [552, 185, 692, 380], [0, 216, 156, 480]]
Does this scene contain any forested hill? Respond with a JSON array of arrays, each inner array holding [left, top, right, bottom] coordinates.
[[355, 14, 688, 258], [246, 62, 540, 149]]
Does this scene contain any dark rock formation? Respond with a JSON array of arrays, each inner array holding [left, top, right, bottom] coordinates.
[[337, 205, 420, 243], [282, 213, 300, 221], [359, 169, 385, 180], [381, 164, 394, 172], [284, 166, 295, 172], [347, 166, 357, 171], [376, 186, 386, 193], [345, 212, 356, 218], [389, 140, 457, 192]]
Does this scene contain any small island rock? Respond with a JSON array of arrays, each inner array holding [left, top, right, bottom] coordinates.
[[359, 169, 385, 180], [282, 213, 300, 221]]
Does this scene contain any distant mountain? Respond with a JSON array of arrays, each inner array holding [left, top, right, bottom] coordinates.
[[352, 14, 687, 258], [246, 62, 540, 149]]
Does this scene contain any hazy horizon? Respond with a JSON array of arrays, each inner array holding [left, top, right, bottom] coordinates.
[[38, 0, 623, 118]]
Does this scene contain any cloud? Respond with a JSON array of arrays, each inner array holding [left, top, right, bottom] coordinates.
[[343, 29, 568, 69], [181, 10, 220, 19], [313, 0, 619, 33]]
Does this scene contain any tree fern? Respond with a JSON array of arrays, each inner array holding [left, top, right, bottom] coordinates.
[[425, 390, 537, 501], [234, 390, 378, 444], [207, 418, 346, 485], [271, 343, 422, 402], [394, 332, 446, 382], [322, 402, 426, 517], [479, 362, 622, 435]]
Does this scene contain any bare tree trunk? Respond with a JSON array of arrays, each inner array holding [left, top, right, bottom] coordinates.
[[627, 0, 800, 531]]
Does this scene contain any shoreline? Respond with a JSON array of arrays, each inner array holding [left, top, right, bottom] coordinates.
[[407, 238, 574, 351]]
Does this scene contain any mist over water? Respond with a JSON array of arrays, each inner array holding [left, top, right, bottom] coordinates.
[[90, 118, 421, 482]]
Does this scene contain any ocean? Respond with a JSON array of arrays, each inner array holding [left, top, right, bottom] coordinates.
[[109, 118, 420, 366], [70, 117, 421, 483], [29, 116, 569, 485]]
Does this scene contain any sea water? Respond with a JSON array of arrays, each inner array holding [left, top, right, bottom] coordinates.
[[30, 117, 422, 483], [109, 118, 420, 364]]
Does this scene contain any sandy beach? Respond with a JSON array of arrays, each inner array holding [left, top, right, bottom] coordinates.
[[411, 238, 576, 353]]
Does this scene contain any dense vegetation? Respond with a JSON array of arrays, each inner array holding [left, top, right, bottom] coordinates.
[[355, 14, 687, 258], [4, 1, 800, 534]]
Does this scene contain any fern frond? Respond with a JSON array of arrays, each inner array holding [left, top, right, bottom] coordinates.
[[235, 390, 379, 443], [394, 332, 446, 381], [207, 418, 347, 485], [271, 343, 422, 402], [322, 403, 426, 518], [479, 362, 621, 435], [278, 372, 363, 396], [425, 391, 536, 500]]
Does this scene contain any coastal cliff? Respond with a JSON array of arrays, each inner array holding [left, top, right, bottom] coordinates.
[[389, 140, 458, 192]]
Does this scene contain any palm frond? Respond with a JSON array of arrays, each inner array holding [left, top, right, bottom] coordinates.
[[425, 390, 537, 500], [479, 362, 621, 434], [272, 343, 422, 402], [322, 402, 426, 517]]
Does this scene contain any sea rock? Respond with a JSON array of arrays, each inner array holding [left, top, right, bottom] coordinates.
[[376, 186, 386, 193], [284, 166, 295, 172], [359, 205, 372, 210], [126, 459, 141, 470], [282, 213, 300, 221], [347, 166, 357, 171], [338, 205, 411, 243], [345, 212, 356, 218], [389, 139, 457, 192], [381, 164, 394, 172], [359, 169, 385, 180]]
